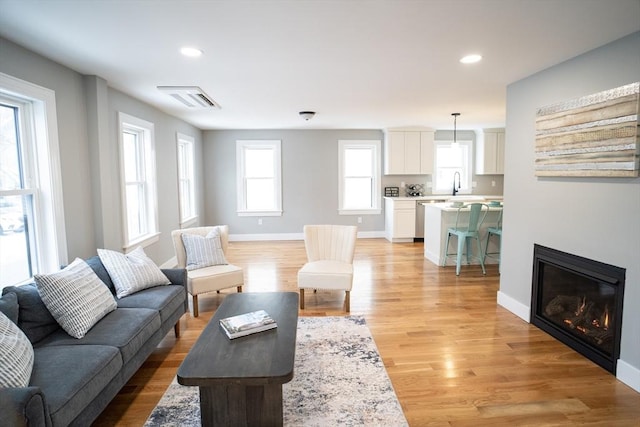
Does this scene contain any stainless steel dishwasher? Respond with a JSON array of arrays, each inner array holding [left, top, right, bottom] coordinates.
[[415, 199, 446, 239]]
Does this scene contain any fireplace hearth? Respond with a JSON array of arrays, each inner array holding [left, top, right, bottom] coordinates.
[[530, 244, 625, 374]]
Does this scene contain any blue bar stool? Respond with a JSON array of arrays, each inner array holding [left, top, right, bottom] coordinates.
[[443, 203, 488, 275], [484, 208, 503, 272]]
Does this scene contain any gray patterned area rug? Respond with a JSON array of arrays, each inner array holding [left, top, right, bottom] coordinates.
[[145, 316, 408, 426]]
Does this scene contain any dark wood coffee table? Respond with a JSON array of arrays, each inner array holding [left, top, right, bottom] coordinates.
[[177, 292, 299, 426]]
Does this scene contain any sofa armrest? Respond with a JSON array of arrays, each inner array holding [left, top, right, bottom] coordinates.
[[162, 268, 188, 312], [0, 386, 52, 427]]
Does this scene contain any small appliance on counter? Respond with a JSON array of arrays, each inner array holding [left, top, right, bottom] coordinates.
[[405, 184, 424, 197]]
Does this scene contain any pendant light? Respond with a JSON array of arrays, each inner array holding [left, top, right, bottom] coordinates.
[[451, 112, 460, 146]]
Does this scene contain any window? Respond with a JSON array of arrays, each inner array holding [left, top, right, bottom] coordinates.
[[338, 140, 381, 215], [0, 72, 67, 289], [433, 140, 473, 194], [118, 112, 159, 250], [176, 133, 197, 227], [236, 140, 282, 216]]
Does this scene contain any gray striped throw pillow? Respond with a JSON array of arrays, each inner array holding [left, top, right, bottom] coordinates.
[[34, 258, 117, 339], [98, 247, 171, 298], [0, 311, 34, 387], [182, 229, 228, 271]]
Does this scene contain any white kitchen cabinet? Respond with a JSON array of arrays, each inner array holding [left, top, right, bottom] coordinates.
[[420, 131, 434, 174], [384, 198, 416, 242], [384, 129, 435, 175], [476, 129, 505, 175]]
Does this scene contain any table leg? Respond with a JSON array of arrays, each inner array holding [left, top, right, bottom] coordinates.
[[200, 384, 283, 427]]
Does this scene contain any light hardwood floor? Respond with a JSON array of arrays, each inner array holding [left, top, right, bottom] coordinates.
[[94, 238, 640, 426]]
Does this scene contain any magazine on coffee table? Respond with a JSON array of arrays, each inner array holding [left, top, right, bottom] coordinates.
[[219, 309, 277, 339]]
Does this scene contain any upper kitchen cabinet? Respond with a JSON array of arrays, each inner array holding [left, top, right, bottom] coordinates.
[[476, 128, 505, 175], [384, 129, 435, 175]]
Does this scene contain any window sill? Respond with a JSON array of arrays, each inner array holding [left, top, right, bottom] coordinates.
[[237, 210, 283, 217], [123, 232, 160, 253], [180, 216, 198, 229], [338, 208, 382, 215]]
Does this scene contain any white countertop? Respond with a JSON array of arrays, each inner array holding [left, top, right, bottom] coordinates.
[[384, 194, 503, 202], [422, 201, 504, 212]]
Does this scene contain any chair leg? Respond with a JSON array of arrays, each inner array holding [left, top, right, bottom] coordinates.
[[237, 285, 243, 293], [300, 288, 305, 309], [345, 290, 350, 312], [443, 233, 451, 266], [476, 236, 486, 275], [456, 235, 465, 275], [192, 294, 199, 317], [484, 233, 491, 264]]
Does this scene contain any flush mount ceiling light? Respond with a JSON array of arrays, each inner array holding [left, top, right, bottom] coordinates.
[[180, 46, 203, 57], [299, 111, 316, 121], [451, 112, 460, 146], [460, 54, 482, 64]]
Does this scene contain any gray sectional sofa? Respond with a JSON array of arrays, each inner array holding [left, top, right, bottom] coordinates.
[[0, 255, 188, 427]]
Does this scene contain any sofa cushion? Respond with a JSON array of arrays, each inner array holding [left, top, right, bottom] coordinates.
[[98, 247, 171, 298], [182, 229, 228, 270], [117, 284, 186, 325], [34, 258, 118, 339], [37, 307, 161, 365], [0, 291, 19, 324], [2, 284, 60, 344], [29, 344, 122, 427], [0, 311, 34, 387], [85, 255, 116, 294]]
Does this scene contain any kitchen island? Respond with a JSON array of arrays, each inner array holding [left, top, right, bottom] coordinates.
[[423, 202, 502, 267]]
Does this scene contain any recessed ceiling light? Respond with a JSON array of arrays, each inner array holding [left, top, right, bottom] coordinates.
[[180, 47, 203, 58], [460, 54, 482, 64]]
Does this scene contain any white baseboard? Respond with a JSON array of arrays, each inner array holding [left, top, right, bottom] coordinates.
[[496, 290, 530, 322], [617, 359, 640, 393], [229, 230, 385, 242]]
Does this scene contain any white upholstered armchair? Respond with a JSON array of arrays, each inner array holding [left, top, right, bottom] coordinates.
[[171, 225, 243, 317], [297, 225, 358, 312]]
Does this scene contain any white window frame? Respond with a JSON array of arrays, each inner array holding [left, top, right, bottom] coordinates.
[[176, 132, 197, 228], [118, 112, 159, 251], [338, 139, 382, 215], [0, 72, 68, 283], [432, 139, 473, 195], [236, 140, 282, 216]]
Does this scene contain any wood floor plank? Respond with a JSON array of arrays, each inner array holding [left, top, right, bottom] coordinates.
[[93, 238, 640, 426]]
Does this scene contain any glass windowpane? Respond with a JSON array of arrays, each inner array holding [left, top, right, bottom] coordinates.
[[246, 178, 274, 210]]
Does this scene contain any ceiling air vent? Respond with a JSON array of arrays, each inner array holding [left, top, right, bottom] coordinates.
[[157, 86, 221, 109]]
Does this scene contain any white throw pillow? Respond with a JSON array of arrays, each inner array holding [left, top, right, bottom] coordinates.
[[98, 247, 171, 298], [34, 258, 118, 339], [182, 229, 228, 271], [0, 311, 34, 387]]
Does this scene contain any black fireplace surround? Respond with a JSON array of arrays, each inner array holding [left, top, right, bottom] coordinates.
[[530, 244, 625, 374]]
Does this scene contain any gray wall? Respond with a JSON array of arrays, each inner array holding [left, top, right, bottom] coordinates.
[[0, 37, 203, 265], [500, 32, 640, 387], [203, 129, 385, 236]]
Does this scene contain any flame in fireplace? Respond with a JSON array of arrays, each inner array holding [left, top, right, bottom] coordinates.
[[575, 296, 586, 316]]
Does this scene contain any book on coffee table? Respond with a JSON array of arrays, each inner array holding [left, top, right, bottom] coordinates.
[[219, 309, 277, 339]]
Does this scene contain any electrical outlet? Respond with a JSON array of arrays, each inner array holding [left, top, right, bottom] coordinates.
[[491, 180, 496, 187], [258, 218, 262, 225], [357, 217, 362, 224], [472, 181, 477, 188]]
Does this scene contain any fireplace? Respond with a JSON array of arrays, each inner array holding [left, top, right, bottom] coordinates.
[[530, 244, 625, 374]]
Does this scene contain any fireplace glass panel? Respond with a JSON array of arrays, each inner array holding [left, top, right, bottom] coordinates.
[[538, 263, 617, 357]]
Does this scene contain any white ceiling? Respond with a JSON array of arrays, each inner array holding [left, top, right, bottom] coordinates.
[[1, 0, 638, 131]]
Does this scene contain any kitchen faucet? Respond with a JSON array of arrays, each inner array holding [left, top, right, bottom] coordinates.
[[452, 171, 461, 196]]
